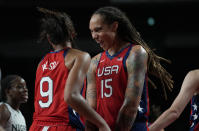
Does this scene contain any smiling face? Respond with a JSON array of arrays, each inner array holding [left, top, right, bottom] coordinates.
[[8, 77, 28, 104], [89, 14, 118, 51]]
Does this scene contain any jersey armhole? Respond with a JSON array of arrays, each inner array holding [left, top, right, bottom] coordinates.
[[123, 44, 134, 72], [63, 48, 70, 58], [96, 53, 103, 68]]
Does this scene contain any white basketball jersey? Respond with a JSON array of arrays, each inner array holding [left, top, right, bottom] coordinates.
[[0, 102, 27, 131]]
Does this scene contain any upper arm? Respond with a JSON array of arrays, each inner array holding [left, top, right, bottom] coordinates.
[[125, 45, 148, 107], [64, 50, 91, 100], [86, 55, 100, 109], [0, 104, 10, 127]]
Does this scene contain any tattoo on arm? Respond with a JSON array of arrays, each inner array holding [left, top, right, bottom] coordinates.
[[85, 57, 99, 130], [116, 46, 148, 131], [115, 110, 135, 131], [86, 57, 99, 101]]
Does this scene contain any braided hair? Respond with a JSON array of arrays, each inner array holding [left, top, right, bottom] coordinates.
[[37, 7, 77, 48], [93, 6, 173, 99]]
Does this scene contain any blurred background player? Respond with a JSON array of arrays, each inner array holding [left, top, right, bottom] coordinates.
[[149, 69, 199, 131], [0, 68, 5, 131], [29, 7, 110, 131], [86, 6, 173, 131], [0, 74, 28, 131]]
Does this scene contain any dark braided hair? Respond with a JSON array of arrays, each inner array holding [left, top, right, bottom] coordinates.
[[37, 7, 77, 48], [0, 75, 20, 102], [93, 6, 173, 99]]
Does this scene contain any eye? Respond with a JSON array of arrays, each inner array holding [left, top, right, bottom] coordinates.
[[95, 27, 102, 32], [17, 85, 23, 89], [17, 85, 26, 89]]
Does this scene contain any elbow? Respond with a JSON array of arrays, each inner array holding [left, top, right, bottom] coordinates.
[[64, 91, 78, 105], [64, 92, 71, 104], [132, 108, 138, 118], [169, 108, 181, 121]]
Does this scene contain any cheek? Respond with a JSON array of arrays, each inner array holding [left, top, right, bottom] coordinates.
[[104, 33, 115, 44]]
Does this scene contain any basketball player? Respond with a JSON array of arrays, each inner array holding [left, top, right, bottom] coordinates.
[[86, 6, 173, 131], [0, 75, 28, 131], [149, 69, 199, 131], [0, 68, 5, 131], [29, 8, 110, 131]]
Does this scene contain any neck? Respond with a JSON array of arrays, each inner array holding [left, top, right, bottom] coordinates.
[[53, 45, 65, 52], [51, 42, 72, 52], [108, 40, 129, 56], [6, 99, 20, 110]]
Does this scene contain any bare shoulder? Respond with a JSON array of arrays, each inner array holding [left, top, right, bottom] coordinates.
[[91, 53, 101, 66], [0, 104, 10, 119], [64, 48, 91, 69], [130, 45, 148, 57], [182, 69, 199, 93], [186, 69, 199, 84], [127, 45, 148, 66], [69, 48, 91, 60], [188, 69, 199, 77], [0, 104, 8, 112], [87, 53, 101, 78]]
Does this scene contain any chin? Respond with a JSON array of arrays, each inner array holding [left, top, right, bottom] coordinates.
[[102, 46, 108, 51], [21, 99, 28, 103]]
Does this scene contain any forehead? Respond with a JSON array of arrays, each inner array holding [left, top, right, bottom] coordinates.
[[12, 77, 26, 85], [89, 14, 104, 28], [20, 78, 25, 83]]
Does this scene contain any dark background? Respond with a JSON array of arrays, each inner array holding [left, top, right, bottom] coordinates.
[[0, 0, 199, 130]]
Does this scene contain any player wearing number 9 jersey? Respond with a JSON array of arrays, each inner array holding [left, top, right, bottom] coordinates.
[[86, 6, 173, 131], [29, 7, 110, 131]]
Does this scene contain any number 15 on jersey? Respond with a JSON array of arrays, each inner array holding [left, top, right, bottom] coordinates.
[[101, 78, 112, 98]]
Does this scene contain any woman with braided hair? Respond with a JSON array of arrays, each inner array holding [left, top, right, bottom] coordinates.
[[86, 6, 173, 131], [29, 7, 110, 131]]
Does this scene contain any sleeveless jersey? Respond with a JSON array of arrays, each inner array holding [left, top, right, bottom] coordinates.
[[0, 102, 26, 131], [190, 95, 199, 130], [32, 48, 84, 129], [96, 44, 149, 130]]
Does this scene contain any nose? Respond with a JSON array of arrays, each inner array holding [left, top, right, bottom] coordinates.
[[23, 86, 28, 92], [91, 32, 98, 40]]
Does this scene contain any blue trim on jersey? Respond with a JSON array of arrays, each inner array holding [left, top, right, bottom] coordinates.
[[97, 53, 103, 68], [63, 48, 70, 57], [68, 106, 85, 130], [49, 48, 67, 54], [80, 83, 84, 95], [105, 43, 132, 60], [131, 122, 148, 131], [123, 44, 133, 72], [76, 129, 83, 131], [80, 77, 87, 98]]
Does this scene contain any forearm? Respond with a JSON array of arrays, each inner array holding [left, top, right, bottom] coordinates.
[[85, 120, 98, 131], [66, 93, 106, 128], [149, 109, 179, 131], [115, 105, 137, 131]]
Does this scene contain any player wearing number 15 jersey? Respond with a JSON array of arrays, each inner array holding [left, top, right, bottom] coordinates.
[[86, 6, 173, 131], [97, 44, 149, 130], [29, 7, 110, 131]]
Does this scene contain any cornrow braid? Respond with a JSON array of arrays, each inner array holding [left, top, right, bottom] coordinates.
[[134, 35, 173, 100]]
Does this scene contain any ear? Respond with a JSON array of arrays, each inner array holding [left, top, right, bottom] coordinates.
[[46, 34, 53, 46], [112, 21, 119, 32], [5, 89, 10, 98]]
